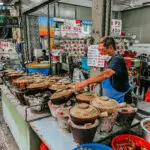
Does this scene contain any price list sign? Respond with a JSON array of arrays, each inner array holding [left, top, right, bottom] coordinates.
[[87, 45, 105, 67], [111, 19, 122, 36]]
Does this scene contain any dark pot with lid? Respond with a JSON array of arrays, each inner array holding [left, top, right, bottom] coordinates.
[[70, 103, 99, 125], [76, 92, 95, 103], [91, 96, 118, 115], [49, 83, 69, 94], [50, 89, 73, 105]]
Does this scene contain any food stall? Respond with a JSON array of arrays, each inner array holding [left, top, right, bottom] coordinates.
[[2, 69, 150, 150], [1, 0, 150, 150]]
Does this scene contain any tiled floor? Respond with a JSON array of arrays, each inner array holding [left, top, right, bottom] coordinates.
[[0, 101, 19, 150]]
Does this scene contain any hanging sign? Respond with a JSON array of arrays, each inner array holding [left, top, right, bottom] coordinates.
[[38, 16, 54, 37], [111, 19, 122, 36], [87, 45, 105, 67]]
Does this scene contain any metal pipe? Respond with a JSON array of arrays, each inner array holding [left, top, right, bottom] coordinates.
[[57, 2, 91, 8], [18, 0, 25, 67], [23, 14, 29, 61], [105, 0, 111, 36], [47, 3, 52, 74], [23, 0, 58, 15]]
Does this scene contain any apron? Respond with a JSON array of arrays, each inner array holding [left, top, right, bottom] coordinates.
[[102, 64, 131, 103]]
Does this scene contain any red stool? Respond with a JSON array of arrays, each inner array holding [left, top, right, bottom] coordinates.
[[145, 91, 150, 102]]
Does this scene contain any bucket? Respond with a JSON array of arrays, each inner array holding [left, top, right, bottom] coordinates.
[[73, 143, 112, 150], [141, 118, 150, 142]]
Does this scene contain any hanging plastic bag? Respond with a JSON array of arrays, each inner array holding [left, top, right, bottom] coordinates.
[[73, 68, 85, 83]]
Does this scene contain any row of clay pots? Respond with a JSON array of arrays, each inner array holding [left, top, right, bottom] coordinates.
[[76, 93, 119, 115], [48, 101, 99, 144], [48, 94, 137, 145]]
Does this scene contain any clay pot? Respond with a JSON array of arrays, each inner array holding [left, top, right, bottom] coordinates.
[[76, 92, 95, 103], [14, 76, 33, 83], [14, 87, 26, 105], [48, 101, 64, 118], [50, 89, 73, 105], [97, 112, 118, 133], [116, 105, 137, 127], [27, 82, 50, 90], [56, 107, 70, 131], [68, 119, 99, 145], [91, 96, 118, 115], [70, 103, 99, 125], [49, 83, 69, 92]]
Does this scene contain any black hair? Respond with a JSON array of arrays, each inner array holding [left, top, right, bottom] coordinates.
[[42, 49, 46, 53], [100, 37, 116, 50]]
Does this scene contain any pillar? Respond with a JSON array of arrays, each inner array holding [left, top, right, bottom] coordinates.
[[92, 0, 105, 44], [91, 0, 112, 96], [92, 0, 112, 43]]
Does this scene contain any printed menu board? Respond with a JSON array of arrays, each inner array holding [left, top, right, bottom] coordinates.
[[111, 19, 122, 36], [87, 45, 105, 67]]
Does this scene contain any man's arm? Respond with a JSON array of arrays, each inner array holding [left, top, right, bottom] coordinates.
[[87, 68, 115, 84], [75, 68, 115, 91]]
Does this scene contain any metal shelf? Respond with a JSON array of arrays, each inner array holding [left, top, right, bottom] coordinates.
[[41, 36, 89, 40], [108, 36, 132, 39]]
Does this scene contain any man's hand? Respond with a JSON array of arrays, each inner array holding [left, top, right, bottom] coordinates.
[[75, 80, 88, 92], [90, 83, 98, 90]]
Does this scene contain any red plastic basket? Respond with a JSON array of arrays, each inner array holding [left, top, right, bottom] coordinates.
[[111, 134, 150, 150], [40, 142, 49, 150]]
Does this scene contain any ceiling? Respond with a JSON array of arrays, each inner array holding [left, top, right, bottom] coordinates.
[[112, 0, 150, 11], [11, 0, 150, 12]]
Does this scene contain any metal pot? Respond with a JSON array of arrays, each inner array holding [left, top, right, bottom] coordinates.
[[141, 118, 150, 142]]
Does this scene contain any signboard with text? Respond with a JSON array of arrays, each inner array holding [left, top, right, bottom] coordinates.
[[87, 45, 105, 68], [111, 19, 122, 36]]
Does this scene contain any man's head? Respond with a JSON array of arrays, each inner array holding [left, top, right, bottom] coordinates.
[[98, 37, 116, 56], [42, 49, 46, 56]]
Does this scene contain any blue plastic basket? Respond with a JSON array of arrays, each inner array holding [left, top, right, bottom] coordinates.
[[73, 143, 112, 150], [27, 68, 50, 76], [81, 56, 90, 70]]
